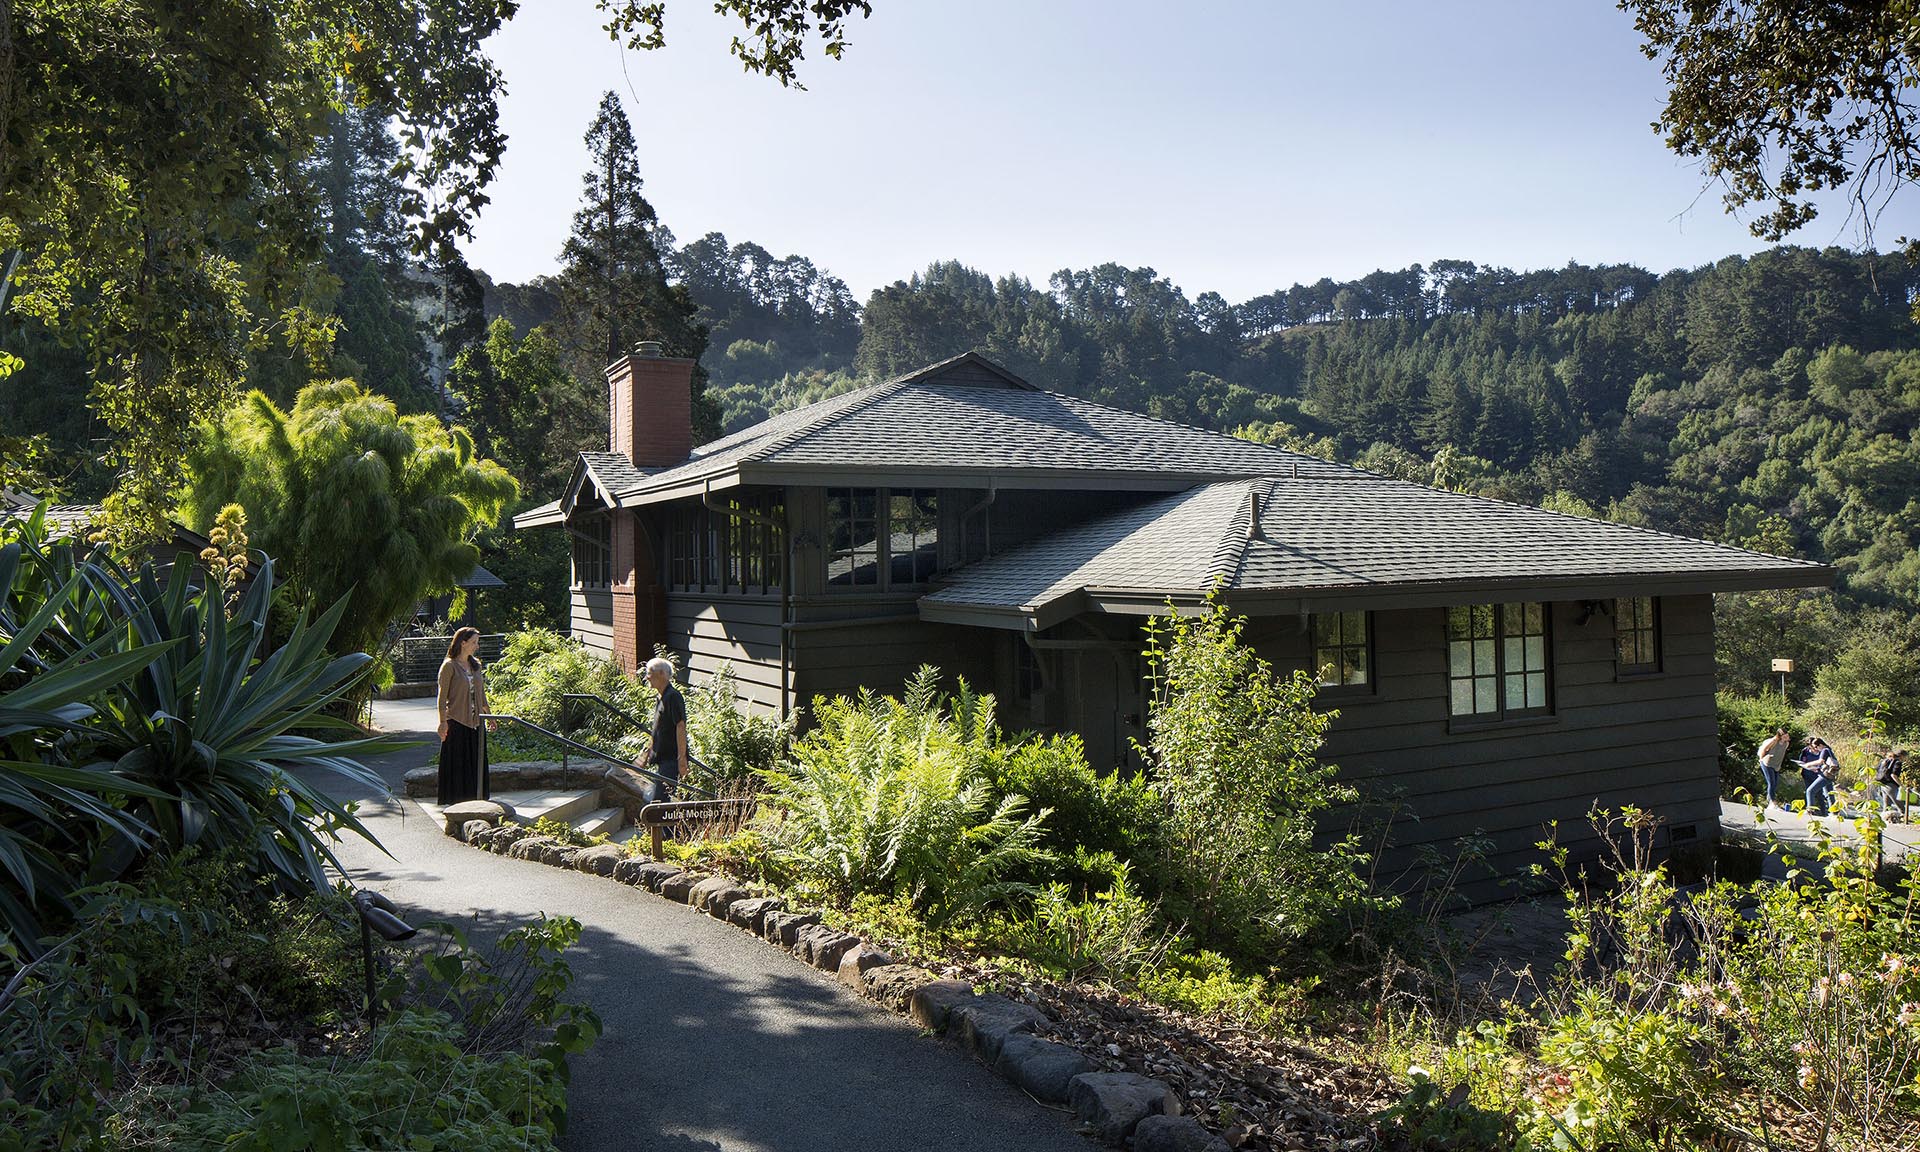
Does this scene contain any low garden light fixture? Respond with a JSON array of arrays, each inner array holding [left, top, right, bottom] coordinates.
[[351, 889, 416, 1028]]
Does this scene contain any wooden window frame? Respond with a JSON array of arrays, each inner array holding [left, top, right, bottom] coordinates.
[[1310, 611, 1373, 696], [572, 516, 613, 589], [825, 487, 940, 593], [1614, 595, 1661, 677], [667, 494, 784, 596], [1447, 602, 1553, 725]]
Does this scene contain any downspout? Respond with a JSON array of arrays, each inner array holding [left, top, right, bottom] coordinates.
[[703, 479, 793, 725], [960, 479, 997, 561]]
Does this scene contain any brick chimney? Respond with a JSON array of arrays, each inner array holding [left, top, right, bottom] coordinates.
[[607, 339, 695, 468]]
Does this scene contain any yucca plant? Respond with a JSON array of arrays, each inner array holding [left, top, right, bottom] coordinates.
[[758, 666, 1052, 926], [0, 504, 397, 952]]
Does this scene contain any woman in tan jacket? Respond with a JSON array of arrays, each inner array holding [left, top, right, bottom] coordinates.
[[436, 626, 489, 804]]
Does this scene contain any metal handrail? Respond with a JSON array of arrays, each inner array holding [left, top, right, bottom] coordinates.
[[479, 712, 716, 800], [559, 691, 717, 778]]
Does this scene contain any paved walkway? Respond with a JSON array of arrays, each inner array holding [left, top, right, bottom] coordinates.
[[1719, 797, 1919, 861], [320, 701, 1091, 1152]]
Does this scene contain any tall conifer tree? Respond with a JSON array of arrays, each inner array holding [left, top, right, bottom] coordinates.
[[551, 92, 718, 443]]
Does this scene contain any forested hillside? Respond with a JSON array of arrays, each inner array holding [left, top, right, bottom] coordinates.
[[7, 92, 1916, 728]]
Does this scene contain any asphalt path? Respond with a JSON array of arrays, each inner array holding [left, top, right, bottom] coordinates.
[[319, 702, 1092, 1152]]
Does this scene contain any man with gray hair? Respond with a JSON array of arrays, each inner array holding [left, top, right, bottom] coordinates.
[[641, 656, 687, 802]]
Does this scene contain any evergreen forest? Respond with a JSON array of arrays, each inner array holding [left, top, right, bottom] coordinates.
[[8, 91, 1918, 725]]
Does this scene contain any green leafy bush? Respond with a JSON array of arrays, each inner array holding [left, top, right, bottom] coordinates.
[[487, 628, 651, 739], [1004, 862, 1174, 982], [1135, 949, 1310, 1034], [1715, 691, 1794, 799], [757, 666, 1051, 926], [684, 663, 796, 790], [991, 734, 1162, 895], [1140, 595, 1375, 962]]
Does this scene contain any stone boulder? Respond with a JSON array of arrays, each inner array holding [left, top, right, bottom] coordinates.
[[485, 825, 531, 853], [632, 861, 685, 891], [402, 766, 437, 798], [659, 872, 703, 903], [1067, 1072, 1178, 1144], [506, 834, 558, 861], [1131, 1115, 1228, 1152], [762, 909, 820, 948], [726, 896, 786, 934], [460, 820, 495, 844], [863, 964, 937, 1011], [950, 995, 1049, 1062], [545, 844, 583, 868], [908, 980, 976, 1032], [441, 799, 506, 837], [837, 945, 893, 988], [792, 923, 861, 970], [689, 877, 751, 917], [993, 1034, 1095, 1103], [573, 844, 626, 877]]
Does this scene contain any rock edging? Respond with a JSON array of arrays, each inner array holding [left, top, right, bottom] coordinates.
[[446, 817, 1191, 1147]]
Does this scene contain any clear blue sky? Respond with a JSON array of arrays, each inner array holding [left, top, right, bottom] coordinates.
[[459, 0, 1918, 302]]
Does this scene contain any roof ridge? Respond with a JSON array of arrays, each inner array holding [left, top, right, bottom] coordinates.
[[1039, 389, 1367, 478], [1350, 475, 1825, 567], [743, 377, 918, 462], [1203, 480, 1263, 588]]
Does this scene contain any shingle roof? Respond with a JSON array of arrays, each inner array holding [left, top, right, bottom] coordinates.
[[580, 451, 649, 496], [605, 351, 1354, 502], [923, 476, 1831, 624]]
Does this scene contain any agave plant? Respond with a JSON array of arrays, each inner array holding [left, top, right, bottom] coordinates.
[[0, 504, 398, 951]]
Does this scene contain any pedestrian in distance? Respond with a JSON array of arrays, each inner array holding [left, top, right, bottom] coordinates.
[[636, 656, 688, 804], [1800, 737, 1840, 817], [1875, 748, 1908, 822], [1757, 726, 1792, 808], [436, 626, 489, 805]]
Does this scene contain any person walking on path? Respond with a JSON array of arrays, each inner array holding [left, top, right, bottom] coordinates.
[[1758, 726, 1791, 808], [1875, 748, 1908, 821], [639, 656, 688, 803], [1801, 737, 1840, 817], [436, 626, 489, 805]]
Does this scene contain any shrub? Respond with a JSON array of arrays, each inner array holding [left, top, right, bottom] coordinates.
[[487, 628, 651, 737], [1004, 862, 1175, 982], [1715, 690, 1794, 799], [1140, 595, 1374, 961], [991, 734, 1162, 895], [756, 666, 1051, 926], [1135, 949, 1311, 1034], [685, 662, 796, 789]]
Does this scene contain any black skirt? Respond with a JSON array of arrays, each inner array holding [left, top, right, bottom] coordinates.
[[438, 719, 489, 805]]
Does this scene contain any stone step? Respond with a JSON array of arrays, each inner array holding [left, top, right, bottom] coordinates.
[[511, 787, 604, 826], [574, 806, 627, 839]]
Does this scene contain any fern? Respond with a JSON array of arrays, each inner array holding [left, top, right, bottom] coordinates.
[[758, 666, 1055, 924]]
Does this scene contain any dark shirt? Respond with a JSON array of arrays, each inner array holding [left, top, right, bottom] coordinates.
[[1877, 755, 1904, 785], [651, 684, 686, 768]]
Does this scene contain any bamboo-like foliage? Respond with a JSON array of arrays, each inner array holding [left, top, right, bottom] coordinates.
[[0, 504, 396, 952], [757, 666, 1051, 926], [178, 380, 518, 659]]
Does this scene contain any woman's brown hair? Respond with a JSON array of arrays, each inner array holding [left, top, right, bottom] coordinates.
[[446, 626, 482, 668]]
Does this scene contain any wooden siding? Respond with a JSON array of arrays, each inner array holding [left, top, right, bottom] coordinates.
[[790, 617, 996, 715], [1245, 595, 1720, 901], [570, 588, 614, 657], [665, 594, 785, 714]]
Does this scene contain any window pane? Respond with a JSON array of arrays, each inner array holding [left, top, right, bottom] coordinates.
[[1316, 652, 1339, 687], [1524, 635, 1546, 671], [1524, 603, 1544, 633], [1450, 680, 1474, 716], [1502, 603, 1522, 635], [1473, 605, 1494, 637], [1639, 633, 1656, 666], [1504, 636, 1523, 673], [1474, 678, 1497, 714], [1314, 615, 1336, 645], [1347, 645, 1369, 685], [1449, 641, 1471, 678], [1527, 672, 1547, 708], [1504, 674, 1525, 711], [1616, 632, 1634, 665], [1447, 606, 1470, 641], [1342, 612, 1363, 644], [1473, 639, 1494, 676]]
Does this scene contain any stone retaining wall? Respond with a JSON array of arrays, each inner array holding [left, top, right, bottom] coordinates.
[[440, 810, 1225, 1150]]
